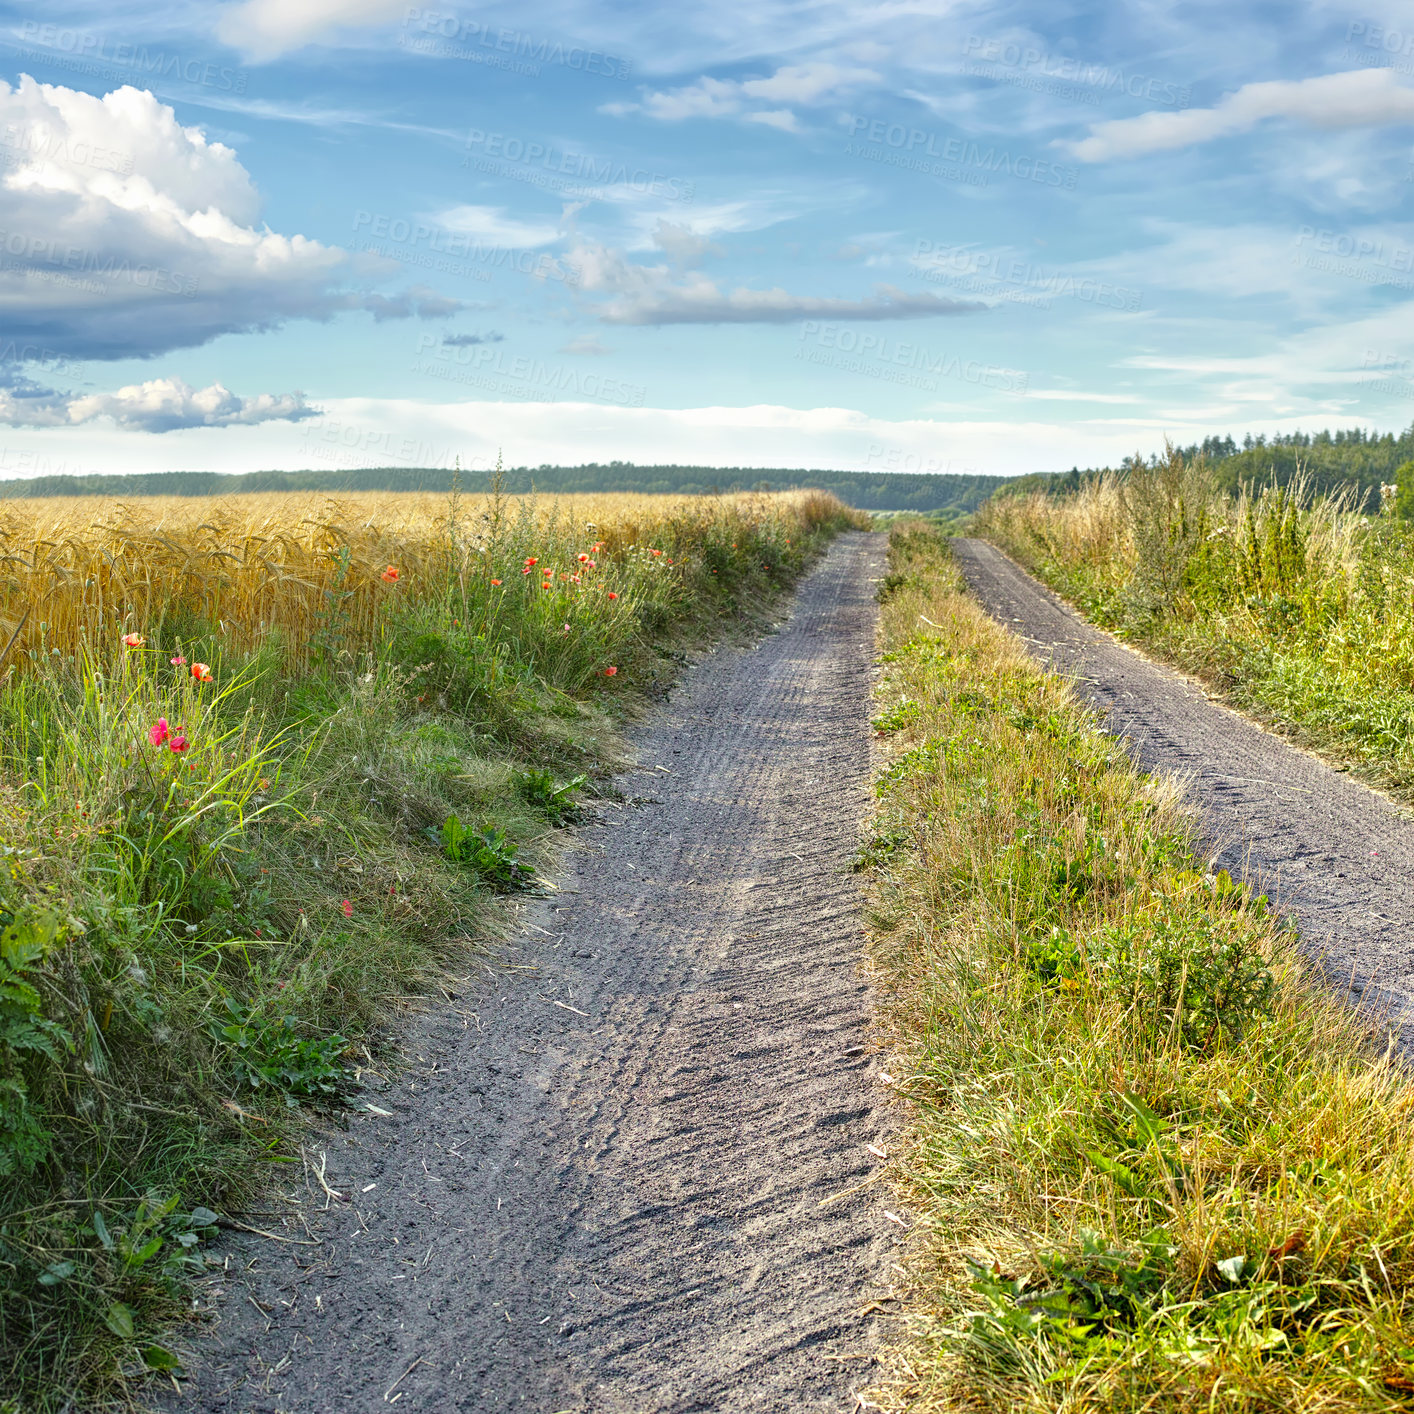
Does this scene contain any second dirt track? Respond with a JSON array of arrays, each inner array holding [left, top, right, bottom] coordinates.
[[953, 536, 1414, 1042], [168, 531, 894, 1413]]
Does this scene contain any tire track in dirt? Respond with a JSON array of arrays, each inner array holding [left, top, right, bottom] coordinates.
[[167, 531, 895, 1413], [953, 536, 1414, 1040]]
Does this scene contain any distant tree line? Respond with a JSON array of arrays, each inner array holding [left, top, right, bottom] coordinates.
[[0, 462, 1010, 514], [1004, 423, 1414, 511]]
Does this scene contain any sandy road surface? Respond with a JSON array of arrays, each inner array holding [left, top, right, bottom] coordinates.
[[953, 536, 1414, 1036], [167, 531, 894, 1413]]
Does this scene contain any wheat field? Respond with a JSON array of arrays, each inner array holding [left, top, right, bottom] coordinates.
[[0, 488, 836, 667]]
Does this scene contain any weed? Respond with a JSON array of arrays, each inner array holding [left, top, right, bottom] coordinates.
[[517, 768, 587, 825], [209, 1000, 353, 1105]]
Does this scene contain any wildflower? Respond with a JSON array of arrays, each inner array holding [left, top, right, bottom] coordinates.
[[578, 553, 589, 563], [607, 591, 618, 600], [490, 579, 502, 586], [603, 665, 618, 677], [341, 899, 353, 918], [259, 777, 270, 789], [122, 632, 145, 648], [170, 655, 187, 666], [191, 662, 213, 681], [381, 565, 400, 583], [524, 556, 538, 567], [651, 549, 662, 556], [587, 560, 596, 569], [562, 622, 571, 634], [148, 718, 171, 747], [169, 735, 189, 753]]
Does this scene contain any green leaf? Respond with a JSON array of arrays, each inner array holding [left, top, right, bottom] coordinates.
[[188, 1207, 220, 1228], [142, 1344, 183, 1372], [1216, 1254, 1248, 1284], [1086, 1149, 1148, 1198], [91, 1210, 113, 1251], [104, 1301, 135, 1339], [128, 1235, 163, 1267], [37, 1260, 75, 1286]]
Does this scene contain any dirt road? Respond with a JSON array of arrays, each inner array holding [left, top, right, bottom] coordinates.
[[169, 531, 893, 1413], [952, 536, 1414, 1037]]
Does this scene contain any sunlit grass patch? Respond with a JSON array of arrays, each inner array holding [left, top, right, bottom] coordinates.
[[863, 523, 1414, 1413]]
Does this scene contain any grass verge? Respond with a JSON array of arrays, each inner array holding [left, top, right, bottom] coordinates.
[[860, 521, 1414, 1412], [0, 485, 863, 1412]]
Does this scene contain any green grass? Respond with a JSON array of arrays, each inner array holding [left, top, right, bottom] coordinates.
[[860, 523, 1414, 1413], [973, 449, 1414, 798], [0, 485, 862, 1412]]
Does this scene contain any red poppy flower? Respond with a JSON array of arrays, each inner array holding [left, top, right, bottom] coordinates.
[[148, 717, 171, 747], [169, 735, 189, 754], [381, 565, 400, 582], [607, 592, 618, 600], [341, 899, 353, 918], [170, 655, 187, 666], [524, 556, 538, 567], [191, 662, 213, 682], [122, 632, 145, 648], [490, 578, 502, 586], [603, 665, 618, 677]]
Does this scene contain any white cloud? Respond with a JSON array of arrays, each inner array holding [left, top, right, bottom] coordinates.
[[606, 61, 880, 131], [566, 239, 985, 324], [0, 76, 462, 360], [1064, 68, 1414, 161], [216, 0, 408, 60], [0, 376, 315, 431], [434, 204, 564, 248], [560, 336, 613, 356], [747, 109, 802, 133]]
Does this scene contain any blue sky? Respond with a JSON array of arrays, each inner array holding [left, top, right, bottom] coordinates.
[[1, 0, 1413, 477]]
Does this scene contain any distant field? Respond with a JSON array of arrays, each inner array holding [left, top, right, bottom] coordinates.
[[0, 463, 1012, 515]]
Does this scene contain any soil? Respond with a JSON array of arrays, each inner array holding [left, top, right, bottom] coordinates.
[[162, 531, 897, 1413], [952, 536, 1414, 1039]]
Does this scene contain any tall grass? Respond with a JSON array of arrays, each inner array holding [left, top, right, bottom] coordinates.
[[862, 523, 1414, 1412], [974, 449, 1414, 791], [0, 483, 863, 1410]]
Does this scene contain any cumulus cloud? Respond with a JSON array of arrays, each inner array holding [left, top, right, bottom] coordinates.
[[1064, 68, 1414, 161], [567, 239, 985, 324], [605, 62, 879, 131], [0, 376, 316, 431], [0, 76, 462, 360]]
